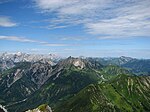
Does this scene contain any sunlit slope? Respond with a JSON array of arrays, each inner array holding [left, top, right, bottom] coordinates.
[[55, 75, 150, 112]]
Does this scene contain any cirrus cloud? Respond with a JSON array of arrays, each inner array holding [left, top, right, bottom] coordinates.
[[0, 16, 17, 27], [32, 0, 150, 39], [0, 35, 67, 46]]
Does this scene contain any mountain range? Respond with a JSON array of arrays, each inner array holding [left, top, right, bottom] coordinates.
[[0, 53, 149, 112]]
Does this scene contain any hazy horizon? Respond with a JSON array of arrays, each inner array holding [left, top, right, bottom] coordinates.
[[0, 51, 150, 59]]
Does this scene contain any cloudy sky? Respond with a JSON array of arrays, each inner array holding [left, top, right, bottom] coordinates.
[[0, 0, 150, 58]]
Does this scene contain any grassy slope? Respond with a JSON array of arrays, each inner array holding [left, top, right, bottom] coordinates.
[[100, 65, 132, 80], [54, 75, 150, 112]]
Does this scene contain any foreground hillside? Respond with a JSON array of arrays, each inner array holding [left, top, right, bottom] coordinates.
[[54, 75, 150, 112]]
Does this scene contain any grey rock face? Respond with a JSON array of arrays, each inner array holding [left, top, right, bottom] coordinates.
[[28, 61, 53, 88]]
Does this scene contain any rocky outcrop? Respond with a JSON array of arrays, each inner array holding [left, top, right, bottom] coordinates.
[[26, 104, 52, 112], [0, 105, 7, 112]]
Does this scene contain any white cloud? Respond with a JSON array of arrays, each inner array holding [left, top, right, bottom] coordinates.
[[34, 0, 110, 15], [0, 16, 17, 27], [86, 1, 150, 38], [44, 43, 66, 46], [0, 0, 12, 4], [33, 0, 150, 39], [0, 35, 67, 46], [61, 36, 86, 41], [0, 36, 36, 42], [86, 16, 150, 38], [32, 0, 111, 28], [28, 48, 48, 52]]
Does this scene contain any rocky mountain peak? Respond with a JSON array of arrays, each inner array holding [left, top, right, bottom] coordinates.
[[73, 59, 85, 69], [56, 56, 103, 70], [57, 57, 87, 69], [119, 56, 133, 62]]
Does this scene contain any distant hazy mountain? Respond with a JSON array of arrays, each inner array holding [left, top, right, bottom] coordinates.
[[89, 56, 133, 66], [122, 59, 150, 75], [0, 52, 60, 63], [88, 56, 150, 75], [0, 52, 60, 73]]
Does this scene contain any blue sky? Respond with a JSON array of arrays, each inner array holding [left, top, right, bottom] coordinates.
[[0, 0, 150, 58]]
